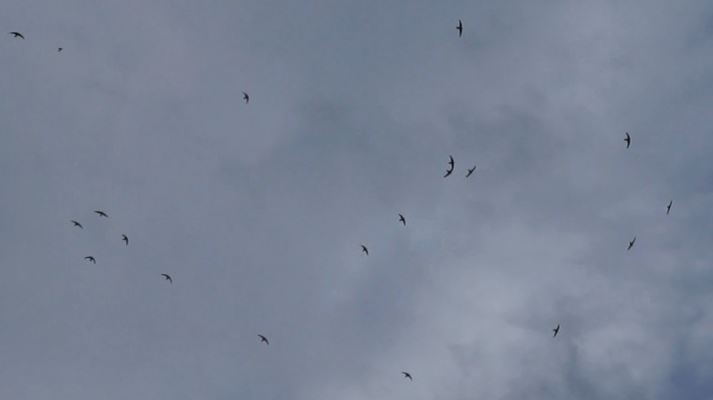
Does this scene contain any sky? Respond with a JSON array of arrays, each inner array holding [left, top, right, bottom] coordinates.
[[1, 1, 713, 399]]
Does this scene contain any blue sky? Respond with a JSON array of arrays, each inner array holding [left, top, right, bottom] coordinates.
[[1, 1, 713, 399]]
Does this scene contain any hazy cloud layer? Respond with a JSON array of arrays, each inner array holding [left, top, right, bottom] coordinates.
[[1, 1, 713, 399]]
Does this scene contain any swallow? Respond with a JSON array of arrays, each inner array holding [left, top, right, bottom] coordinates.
[[627, 236, 636, 250], [9, 32, 24, 39], [161, 273, 172, 284], [398, 213, 406, 226], [402, 371, 413, 381], [456, 20, 463, 37], [553, 324, 560, 337], [466, 165, 476, 177], [242, 92, 249, 104], [258, 334, 269, 345], [624, 132, 631, 149], [122, 234, 128, 246], [666, 200, 672, 215], [361, 244, 369, 255], [84, 256, 96, 264], [71, 220, 83, 229], [444, 155, 455, 178], [94, 210, 108, 218]]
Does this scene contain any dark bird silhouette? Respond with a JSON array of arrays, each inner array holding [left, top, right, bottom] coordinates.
[[466, 165, 476, 177], [9, 32, 24, 39], [71, 220, 83, 229], [122, 234, 128, 246], [402, 371, 413, 381], [258, 334, 269, 345], [444, 155, 455, 177], [94, 210, 108, 218], [161, 273, 172, 284], [456, 20, 463, 37], [666, 200, 672, 215], [627, 236, 636, 250], [361, 244, 369, 255], [242, 91, 249, 104], [624, 132, 631, 149], [57, 47, 62, 52], [398, 213, 406, 226], [553, 324, 560, 337], [84, 256, 96, 264]]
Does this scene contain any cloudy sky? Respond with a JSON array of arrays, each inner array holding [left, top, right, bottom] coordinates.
[[1, 1, 713, 399]]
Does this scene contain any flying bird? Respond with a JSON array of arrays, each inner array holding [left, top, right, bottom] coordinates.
[[553, 324, 560, 337], [402, 371, 413, 381], [94, 210, 108, 218], [84, 256, 96, 264], [57, 47, 62, 52], [9, 32, 24, 39], [361, 244, 369, 255], [624, 132, 631, 149], [70, 220, 83, 229], [456, 20, 463, 37], [666, 200, 672, 215], [258, 334, 269, 345], [444, 155, 455, 178], [122, 234, 128, 246], [466, 165, 476, 178], [161, 273, 172, 284], [398, 213, 406, 226], [242, 91, 249, 104], [627, 236, 636, 250]]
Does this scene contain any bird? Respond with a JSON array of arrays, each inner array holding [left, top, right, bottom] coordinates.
[[444, 155, 455, 177], [94, 210, 108, 218], [361, 244, 369, 255], [84, 256, 96, 264], [398, 213, 406, 226], [666, 200, 672, 215], [553, 324, 560, 337], [624, 132, 631, 149], [402, 371, 413, 381], [242, 91, 249, 104], [57, 47, 62, 52], [466, 165, 476, 178], [9, 32, 24, 39], [121, 234, 128, 246], [456, 20, 463, 37], [627, 236, 636, 250], [258, 334, 269, 345], [70, 220, 83, 229], [161, 273, 172, 284]]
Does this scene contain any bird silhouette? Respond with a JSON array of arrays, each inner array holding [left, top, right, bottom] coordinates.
[[94, 210, 108, 218], [57, 47, 62, 52], [71, 220, 83, 229], [627, 236, 636, 250], [456, 20, 463, 37], [361, 244, 369, 255], [122, 234, 128, 246], [9, 32, 24, 39], [553, 324, 560, 337], [242, 92, 249, 104], [258, 334, 269, 345], [84, 256, 96, 264], [444, 155, 455, 177], [402, 371, 413, 381], [398, 214, 406, 226], [624, 132, 631, 149], [466, 165, 476, 177], [666, 200, 672, 215], [161, 273, 172, 284]]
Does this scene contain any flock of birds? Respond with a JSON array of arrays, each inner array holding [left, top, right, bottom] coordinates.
[[8, 17, 674, 384]]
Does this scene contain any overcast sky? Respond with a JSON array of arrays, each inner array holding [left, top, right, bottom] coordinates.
[[1, 1, 713, 399]]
